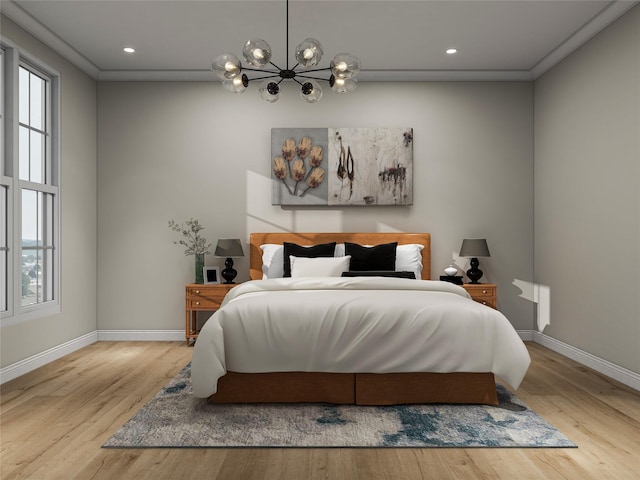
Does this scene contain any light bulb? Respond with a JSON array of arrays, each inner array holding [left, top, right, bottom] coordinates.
[[295, 38, 324, 68], [330, 53, 360, 79], [222, 74, 248, 93], [330, 75, 357, 94], [212, 53, 242, 80], [242, 39, 272, 67]]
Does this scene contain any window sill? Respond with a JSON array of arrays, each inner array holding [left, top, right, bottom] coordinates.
[[1, 302, 61, 327]]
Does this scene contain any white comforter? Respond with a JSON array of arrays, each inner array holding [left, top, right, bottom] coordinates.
[[191, 277, 531, 398]]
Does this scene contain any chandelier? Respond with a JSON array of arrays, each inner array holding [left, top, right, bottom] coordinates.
[[211, 0, 361, 103]]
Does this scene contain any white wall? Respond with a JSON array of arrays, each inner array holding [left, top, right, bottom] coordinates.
[[534, 5, 639, 373], [97, 81, 534, 332], [0, 17, 97, 368]]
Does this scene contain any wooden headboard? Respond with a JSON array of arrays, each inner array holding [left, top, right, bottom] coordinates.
[[249, 232, 431, 281]]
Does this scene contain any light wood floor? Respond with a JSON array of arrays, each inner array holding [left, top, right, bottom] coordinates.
[[1, 341, 639, 479]]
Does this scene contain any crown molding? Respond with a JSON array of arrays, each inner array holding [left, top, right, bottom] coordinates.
[[96, 69, 534, 82], [2, 0, 101, 79], [357, 70, 533, 82], [530, 0, 639, 79], [3, 0, 638, 83]]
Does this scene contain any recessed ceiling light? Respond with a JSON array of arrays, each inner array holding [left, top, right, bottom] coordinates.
[[446, 48, 458, 55], [123, 47, 136, 54]]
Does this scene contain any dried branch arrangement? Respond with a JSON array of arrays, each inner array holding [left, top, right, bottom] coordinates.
[[168, 218, 212, 256]]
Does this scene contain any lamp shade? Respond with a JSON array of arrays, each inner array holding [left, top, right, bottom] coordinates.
[[459, 239, 490, 258], [215, 239, 244, 257]]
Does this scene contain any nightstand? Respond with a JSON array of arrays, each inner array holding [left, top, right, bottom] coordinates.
[[462, 284, 497, 309], [185, 283, 238, 345]]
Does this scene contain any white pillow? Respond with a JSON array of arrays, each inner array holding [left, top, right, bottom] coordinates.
[[290, 255, 351, 278], [396, 244, 424, 279], [335, 243, 424, 279], [260, 244, 284, 279]]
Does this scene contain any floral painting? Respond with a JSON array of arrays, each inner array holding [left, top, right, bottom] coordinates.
[[271, 128, 328, 206], [272, 127, 413, 206]]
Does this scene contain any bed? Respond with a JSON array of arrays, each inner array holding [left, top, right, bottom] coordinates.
[[191, 232, 531, 405]]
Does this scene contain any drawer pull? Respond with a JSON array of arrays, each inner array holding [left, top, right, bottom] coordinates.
[[482, 301, 487, 305], [195, 301, 200, 305], [195, 290, 200, 294], [482, 290, 487, 294]]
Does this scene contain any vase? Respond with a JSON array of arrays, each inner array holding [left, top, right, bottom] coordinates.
[[444, 265, 458, 276], [194, 254, 205, 284]]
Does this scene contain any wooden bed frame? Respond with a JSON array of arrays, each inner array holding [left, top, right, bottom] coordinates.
[[208, 232, 499, 406]]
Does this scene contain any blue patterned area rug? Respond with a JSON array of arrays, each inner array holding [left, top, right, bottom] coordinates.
[[103, 364, 575, 448]]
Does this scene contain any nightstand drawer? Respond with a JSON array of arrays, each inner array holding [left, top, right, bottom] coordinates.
[[462, 285, 495, 298], [470, 297, 496, 309], [461, 284, 497, 310], [187, 298, 223, 309], [186, 287, 229, 304], [186, 286, 224, 296]]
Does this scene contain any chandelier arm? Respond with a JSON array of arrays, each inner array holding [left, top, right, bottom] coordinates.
[[294, 74, 331, 82], [268, 61, 285, 71], [246, 74, 282, 82], [242, 66, 280, 74], [295, 67, 332, 74]]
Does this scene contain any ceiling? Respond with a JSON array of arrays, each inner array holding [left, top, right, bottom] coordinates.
[[2, 0, 638, 81]]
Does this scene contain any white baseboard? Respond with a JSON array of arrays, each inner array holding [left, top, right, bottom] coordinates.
[[97, 330, 184, 341], [2, 329, 638, 392], [531, 331, 640, 392], [0, 330, 98, 384], [516, 330, 535, 341]]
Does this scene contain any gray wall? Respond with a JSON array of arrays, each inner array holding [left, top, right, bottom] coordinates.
[[0, 17, 97, 367], [5, 4, 638, 379], [534, 5, 640, 373], [97, 81, 534, 332]]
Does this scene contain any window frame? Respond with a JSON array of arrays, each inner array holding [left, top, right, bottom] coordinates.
[[1, 39, 61, 326]]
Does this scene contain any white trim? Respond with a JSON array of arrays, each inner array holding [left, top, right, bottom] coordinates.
[[2, 329, 638, 392], [532, 331, 640, 392], [97, 330, 184, 342], [3, 0, 638, 82], [0, 330, 97, 384], [96, 69, 535, 83], [357, 70, 534, 82], [1, 0, 101, 79], [530, 0, 639, 79], [516, 329, 535, 342], [97, 70, 220, 82]]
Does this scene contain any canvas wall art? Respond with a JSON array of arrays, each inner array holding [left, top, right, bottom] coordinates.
[[271, 127, 413, 206]]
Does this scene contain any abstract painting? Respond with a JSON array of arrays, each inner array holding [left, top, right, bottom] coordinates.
[[272, 127, 413, 206]]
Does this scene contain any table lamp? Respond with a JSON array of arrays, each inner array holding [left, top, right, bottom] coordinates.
[[215, 238, 244, 284], [459, 238, 490, 284]]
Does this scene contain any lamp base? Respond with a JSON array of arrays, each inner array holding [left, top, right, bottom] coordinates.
[[466, 257, 484, 284], [221, 258, 237, 284]]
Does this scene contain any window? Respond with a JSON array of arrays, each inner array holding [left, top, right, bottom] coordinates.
[[1, 40, 60, 324], [1, 47, 8, 314], [1, 184, 7, 313]]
